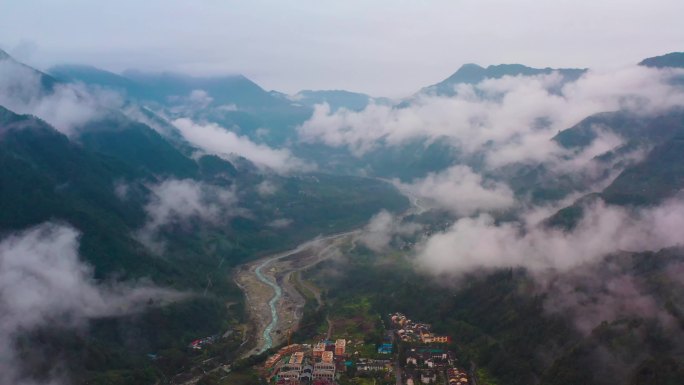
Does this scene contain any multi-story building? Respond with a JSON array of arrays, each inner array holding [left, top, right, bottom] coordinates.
[[313, 342, 326, 358], [334, 339, 346, 356], [289, 351, 304, 370], [321, 350, 334, 363], [313, 361, 336, 382]]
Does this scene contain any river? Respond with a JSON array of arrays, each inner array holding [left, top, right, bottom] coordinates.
[[239, 185, 424, 355], [243, 230, 359, 354]]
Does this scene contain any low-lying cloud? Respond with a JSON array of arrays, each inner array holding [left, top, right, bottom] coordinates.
[[0, 58, 121, 136], [257, 180, 278, 196], [541, 265, 681, 335], [0, 222, 184, 385], [416, 197, 684, 274], [359, 210, 422, 252], [136, 178, 239, 253], [174, 118, 313, 173], [298, 66, 684, 170], [398, 165, 516, 216]]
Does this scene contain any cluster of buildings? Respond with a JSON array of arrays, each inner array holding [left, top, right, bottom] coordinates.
[[356, 358, 392, 373], [264, 340, 348, 385], [447, 368, 469, 385], [403, 347, 468, 385], [389, 313, 469, 385], [260, 311, 469, 385], [390, 313, 450, 344]]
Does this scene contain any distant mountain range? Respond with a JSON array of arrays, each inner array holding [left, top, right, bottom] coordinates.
[[0, 49, 411, 384], [639, 52, 684, 68], [421, 63, 587, 96], [2, 47, 684, 385]]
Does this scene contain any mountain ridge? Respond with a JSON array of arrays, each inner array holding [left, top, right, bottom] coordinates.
[[421, 62, 587, 96]]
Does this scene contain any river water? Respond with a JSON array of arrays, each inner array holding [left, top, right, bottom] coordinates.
[[246, 185, 423, 354], [250, 230, 359, 353], [254, 258, 281, 352]]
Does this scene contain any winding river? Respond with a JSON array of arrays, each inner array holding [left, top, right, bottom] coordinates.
[[249, 231, 359, 353], [243, 186, 423, 355], [253, 257, 281, 352]]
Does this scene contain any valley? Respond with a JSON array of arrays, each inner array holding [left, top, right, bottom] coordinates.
[[236, 230, 360, 356], [0, 24, 683, 385]]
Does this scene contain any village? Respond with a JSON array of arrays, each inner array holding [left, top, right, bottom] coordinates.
[[260, 312, 471, 385]]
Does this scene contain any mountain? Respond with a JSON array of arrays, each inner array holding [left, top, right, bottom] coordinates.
[[77, 114, 200, 178], [311, 232, 684, 385], [50, 65, 292, 110], [0, 101, 409, 383], [49, 64, 313, 144], [639, 52, 684, 69], [122, 70, 292, 110], [50, 64, 146, 96], [0, 105, 159, 277], [0, 48, 58, 95], [554, 108, 684, 149], [7, 46, 684, 385], [1, 49, 413, 384], [292, 89, 390, 111], [422, 63, 586, 96], [601, 136, 684, 205], [546, 134, 684, 229]]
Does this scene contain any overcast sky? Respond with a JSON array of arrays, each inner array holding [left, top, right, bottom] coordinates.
[[1, 0, 682, 97]]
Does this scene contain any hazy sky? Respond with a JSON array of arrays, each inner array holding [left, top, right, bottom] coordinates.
[[1, 0, 682, 96]]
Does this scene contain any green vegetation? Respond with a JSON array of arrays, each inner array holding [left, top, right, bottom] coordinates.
[[304, 242, 684, 385], [7, 48, 684, 385], [0, 105, 408, 384], [477, 368, 501, 385], [602, 136, 684, 205]]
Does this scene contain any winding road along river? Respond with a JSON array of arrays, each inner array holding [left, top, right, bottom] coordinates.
[[239, 186, 425, 355]]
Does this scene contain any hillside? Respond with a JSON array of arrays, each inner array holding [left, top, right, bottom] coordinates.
[[0, 51, 409, 382], [553, 108, 684, 149], [304, 242, 684, 385], [602, 136, 684, 205], [3, 44, 684, 385], [639, 52, 684, 69], [421, 63, 586, 96]]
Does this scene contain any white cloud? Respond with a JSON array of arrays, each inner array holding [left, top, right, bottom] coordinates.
[[167, 90, 214, 113], [359, 210, 422, 252], [415, 197, 684, 274], [268, 218, 292, 229], [298, 67, 684, 171], [217, 104, 238, 112], [188, 89, 213, 105], [113, 180, 130, 200], [0, 223, 184, 385], [136, 179, 238, 252], [398, 165, 516, 216], [0, 58, 122, 135], [540, 267, 680, 335], [4, 1, 683, 96], [257, 180, 277, 196], [173, 118, 313, 173]]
